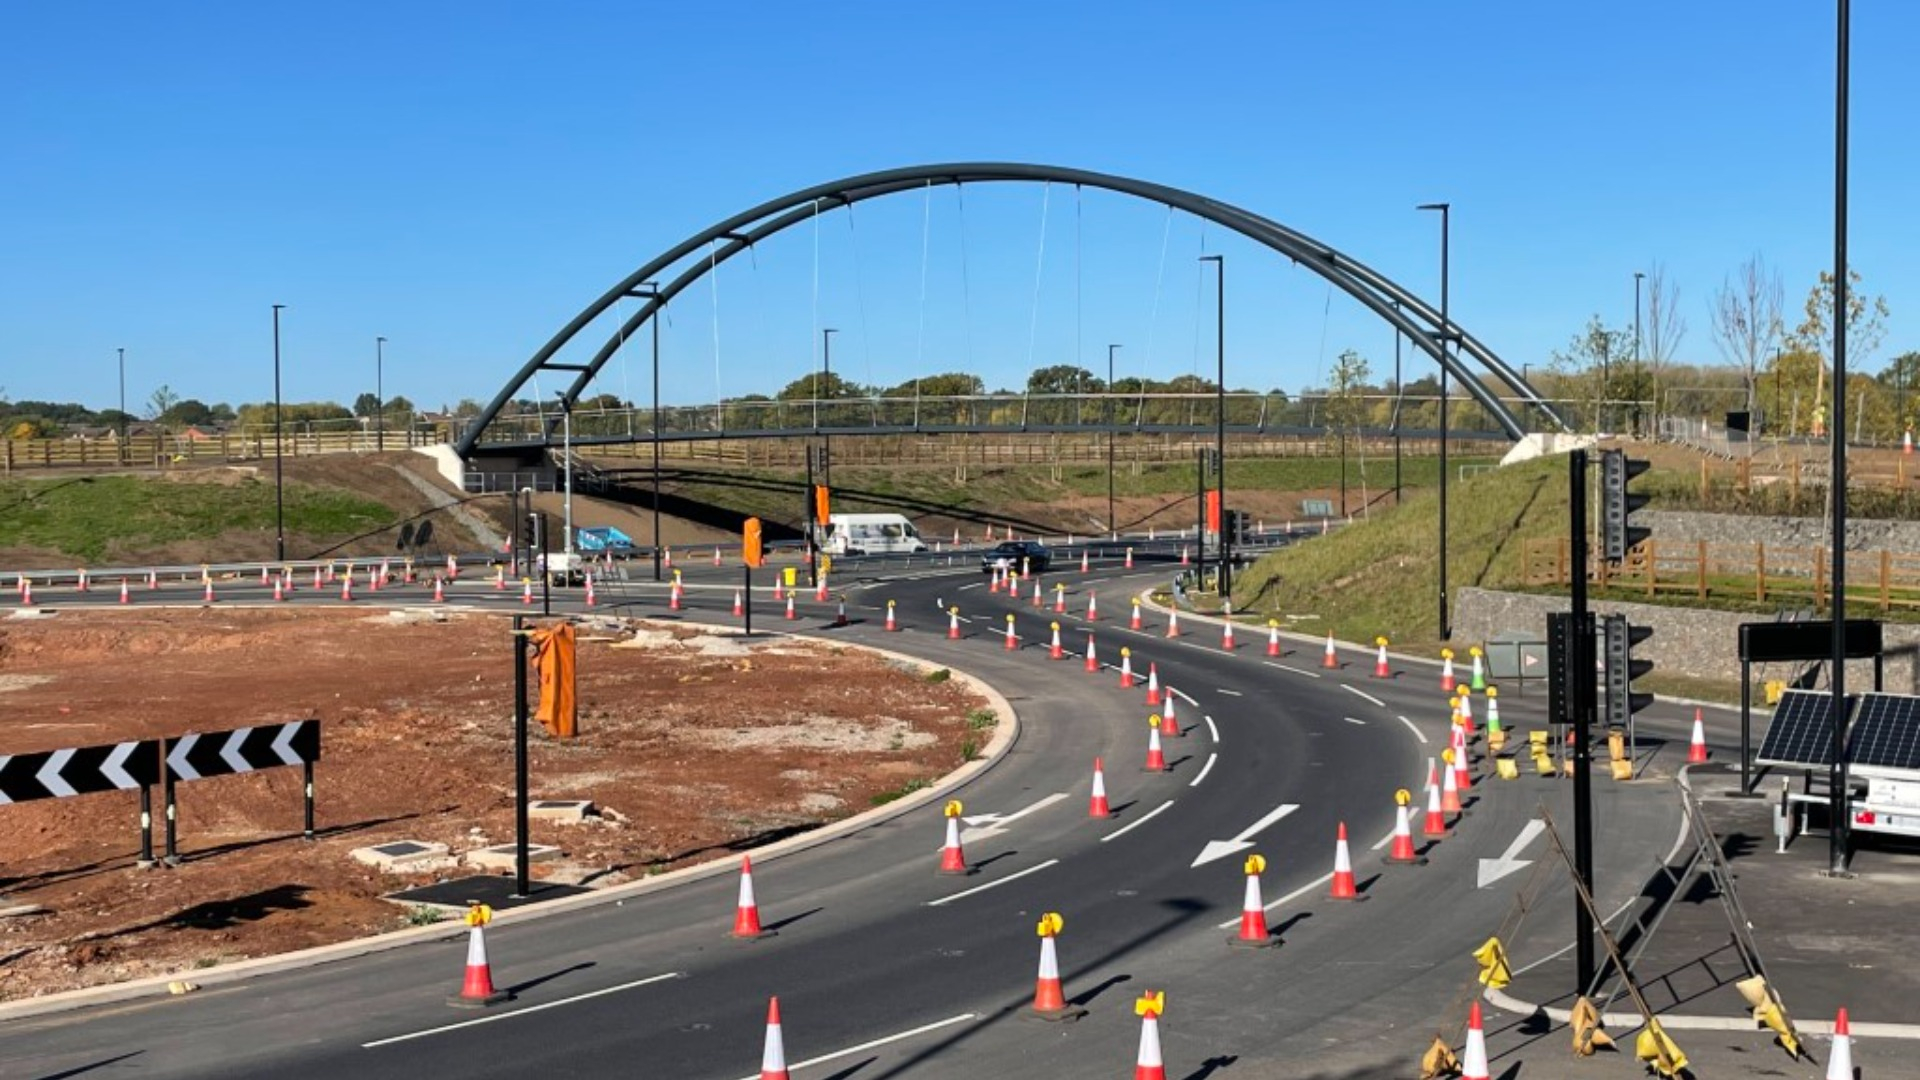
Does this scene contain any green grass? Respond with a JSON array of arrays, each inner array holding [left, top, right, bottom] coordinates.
[[0, 475, 393, 562]]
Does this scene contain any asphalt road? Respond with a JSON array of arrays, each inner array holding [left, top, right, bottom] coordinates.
[[3, 550, 1707, 1080]]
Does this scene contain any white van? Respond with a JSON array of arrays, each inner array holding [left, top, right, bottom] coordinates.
[[821, 513, 929, 555]]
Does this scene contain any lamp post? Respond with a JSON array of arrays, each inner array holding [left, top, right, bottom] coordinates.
[[116, 347, 127, 465], [635, 282, 663, 582], [558, 393, 574, 558], [375, 336, 387, 452], [1392, 308, 1402, 504], [272, 304, 287, 563], [1107, 343, 1120, 537], [1829, 0, 1852, 878], [1633, 271, 1645, 434], [821, 328, 838, 489], [1417, 203, 1451, 640], [1199, 255, 1228, 598]]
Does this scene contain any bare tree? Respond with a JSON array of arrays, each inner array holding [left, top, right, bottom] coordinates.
[[1786, 267, 1890, 411], [1641, 262, 1686, 417], [1710, 254, 1783, 424]]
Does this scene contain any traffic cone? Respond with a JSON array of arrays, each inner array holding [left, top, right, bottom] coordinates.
[[273, 578, 285, 602], [938, 800, 967, 874], [712, 546, 722, 567], [1470, 647, 1486, 690], [341, 571, 354, 601], [315, 566, 325, 591], [1131, 599, 1143, 629], [584, 574, 597, 607], [1053, 586, 1066, 613], [759, 997, 790, 1080], [815, 578, 828, 603], [1440, 648, 1456, 691], [663, 548, 672, 569], [1446, 1000, 1488, 1080], [1385, 790, 1423, 864], [494, 565, 506, 591], [1089, 759, 1110, 817], [988, 568, 1000, 595], [1030, 912, 1083, 1020], [447, 554, 459, 580], [1144, 719, 1167, 771], [148, 570, 158, 590], [1032, 579, 1043, 608], [202, 580, 213, 604], [1374, 637, 1391, 678], [1424, 778, 1450, 838], [948, 608, 961, 639], [732, 855, 773, 939], [1145, 662, 1161, 705], [884, 600, 897, 631], [1005, 614, 1019, 650], [786, 594, 797, 621], [1133, 992, 1168, 1080], [433, 577, 445, 602], [1907, 428, 1914, 456], [1086, 593, 1099, 621], [1827, 1008, 1853, 1080], [834, 597, 847, 627], [1266, 621, 1281, 656], [670, 581, 683, 611], [1321, 633, 1339, 669], [1180, 545, 1190, 566], [1161, 693, 1180, 737], [1454, 738, 1474, 793], [1221, 619, 1235, 651], [1049, 622, 1064, 659], [1119, 648, 1135, 687], [1458, 690, 1476, 737], [119, 578, 130, 604], [1080, 550, 1090, 573], [1486, 688, 1502, 740], [76, 569, 89, 593], [1125, 547, 1134, 569], [1085, 634, 1099, 673], [1166, 609, 1181, 638], [773, 578, 784, 601], [1441, 751, 1464, 815], [1329, 823, 1361, 900], [734, 588, 745, 617], [1688, 708, 1709, 764], [522, 580, 533, 605], [448, 905, 509, 1007], [1232, 854, 1278, 947]]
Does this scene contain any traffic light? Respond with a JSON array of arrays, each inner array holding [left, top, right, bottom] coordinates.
[[1601, 449, 1651, 562], [1604, 613, 1654, 730]]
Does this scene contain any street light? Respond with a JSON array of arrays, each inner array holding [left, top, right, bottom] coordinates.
[[1107, 343, 1121, 538], [272, 304, 287, 563], [821, 328, 838, 489], [1417, 203, 1451, 640], [630, 281, 663, 581], [1828, 0, 1852, 878], [375, 336, 387, 452], [1199, 255, 1228, 597], [1633, 270, 1645, 434], [1391, 307, 1402, 504], [557, 392, 574, 558]]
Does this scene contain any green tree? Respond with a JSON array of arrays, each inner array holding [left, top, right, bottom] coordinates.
[[1025, 364, 1099, 395], [1785, 268, 1890, 429], [147, 384, 180, 422], [1549, 316, 1635, 431], [352, 392, 382, 418], [1326, 349, 1371, 514]]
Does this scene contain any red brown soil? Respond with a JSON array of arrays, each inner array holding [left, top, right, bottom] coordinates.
[[0, 608, 986, 1000]]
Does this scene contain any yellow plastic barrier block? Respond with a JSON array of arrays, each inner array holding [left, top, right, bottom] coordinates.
[[1610, 758, 1633, 781], [1496, 756, 1520, 780], [1528, 730, 1548, 749], [1534, 752, 1556, 777]]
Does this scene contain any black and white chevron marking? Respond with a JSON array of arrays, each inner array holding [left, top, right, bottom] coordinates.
[[165, 720, 320, 781], [0, 740, 161, 804]]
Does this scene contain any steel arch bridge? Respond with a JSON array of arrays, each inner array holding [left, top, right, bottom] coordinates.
[[455, 163, 1565, 459]]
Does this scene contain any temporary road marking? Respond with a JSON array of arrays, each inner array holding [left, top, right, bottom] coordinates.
[[959, 792, 1068, 843], [926, 859, 1060, 907], [1190, 753, 1218, 787], [1262, 661, 1322, 679], [1173, 688, 1200, 707], [1217, 688, 1243, 697], [362, 972, 684, 1047], [1343, 717, 1367, 726], [1100, 799, 1175, 842], [730, 1012, 978, 1080], [1395, 715, 1429, 744], [1204, 715, 1220, 743], [958, 582, 982, 592], [1477, 819, 1547, 889], [1191, 803, 1301, 867], [1342, 685, 1385, 709], [1215, 872, 1337, 928]]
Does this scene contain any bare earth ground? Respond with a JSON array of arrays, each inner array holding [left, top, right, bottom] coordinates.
[[0, 608, 986, 1001]]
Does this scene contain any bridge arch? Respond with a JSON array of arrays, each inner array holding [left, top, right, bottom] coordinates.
[[456, 163, 1563, 457]]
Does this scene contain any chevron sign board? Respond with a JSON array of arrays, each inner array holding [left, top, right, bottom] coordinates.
[[0, 740, 162, 804], [165, 721, 320, 782]]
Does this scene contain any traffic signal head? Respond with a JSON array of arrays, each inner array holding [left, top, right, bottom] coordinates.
[[1601, 449, 1652, 561], [1604, 613, 1654, 729]]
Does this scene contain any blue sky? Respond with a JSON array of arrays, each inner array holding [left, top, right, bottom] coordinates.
[[3, 1, 1915, 414]]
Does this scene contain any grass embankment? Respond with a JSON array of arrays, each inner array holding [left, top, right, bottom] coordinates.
[[0, 475, 392, 563]]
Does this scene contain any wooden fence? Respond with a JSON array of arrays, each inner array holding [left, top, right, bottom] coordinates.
[[1523, 536, 1920, 612]]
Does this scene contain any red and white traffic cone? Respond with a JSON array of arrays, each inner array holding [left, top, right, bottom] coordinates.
[[1125, 547, 1134, 569], [815, 579, 828, 603], [447, 554, 459, 580], [584, 574, 597, 607], [884, 601, 897, 631], [1385, 791, 1422, 864], [1454, 738, 1473, 793], [1131, 600, 1143, 630], [1458, 691, 1476, 738], [273, 578, 285, 602], [938, 801, 967, 874], [712, 547, 722, 567], [76, 569, 89, 593], [1085, 634, 1100, 673], [1161, 693, 1180, 737], [202, 580, 213, 604], [1827, 1008, 1853, 1080], [1119, 649, 1135, 688], [1267, 622, 1281, 657], [1133, 993, 1168, 1080], [1440, 649, 1456, 692], [670, 581, 683, 611], [341, 571, 355, 602], [1049, 622, 1064, 659], [1221, 619, 1235, 651], [1329, 822, 1361, 899], [786, 594, 797, 621], [492, 565, 505, 592], [433, 576, 446, 602], [772, 578, 784, 601], [1321, 633, 1339, 669], [119, 578, 130, 604], [734, 588, 745, 617], [663, 548, 672, 570], [1180, 545, 1190, 565], [948, 608, 961, 638], [1688, 708, 1709, 764], [147, 570, 158, 590], [1144, 720, 1167, 772], [1089, 758, 1110, 817], [988, 568, 1001, 595], [1030, 913, 1082, 1020], [522, 579, 533, 605], [1080, 550, 1090, 573], [1166, 609, 1181, 638], [834, 597, 847, 627], [1461, 1001, 1490, 1080], [314, 567, 325, 592], [1053, 587, 1066, 614], [1086, 593, 1099, 621], [1424, 779, 1450, 838], [1005, 615, 1019, 651], [759, 997, 790, 1080], [1441, 752, 1464, 815], [732, 855, 772, 939], [1026, 578, 1039, 607], [1232, 855, 1277, 947], [1145, 662, 1161, 705], [1374, 638, 1392, 678], [448, 906, 509, 1007]]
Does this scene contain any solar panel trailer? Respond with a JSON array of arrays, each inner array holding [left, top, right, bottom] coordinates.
[[1844, 693, 1920, 839]]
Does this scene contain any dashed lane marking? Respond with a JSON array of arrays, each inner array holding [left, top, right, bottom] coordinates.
[[1190, 753, 1218, 787], [1216, 688, 1243, 697], [1343, 716, 1367, 725], [1099, 799, 1175, 842], [925, 859, 1061, 907], [1262, 661, 1322, 679], [362, 972, 684, 1047], [1395, 715, 1429, 745], [1342, 684, 1385, 708], [1204, 715, 1220, 743], [729, 1012, 979, 1080]]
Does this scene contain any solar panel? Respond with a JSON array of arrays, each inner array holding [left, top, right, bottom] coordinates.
[[1847, 693, 1920, 774], [1756, 689, 1853, 768]]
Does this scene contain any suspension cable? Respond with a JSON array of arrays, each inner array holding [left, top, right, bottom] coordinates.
[[1142, 205, 1173, 416]]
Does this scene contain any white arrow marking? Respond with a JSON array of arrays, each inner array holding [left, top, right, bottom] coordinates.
[[1477, 819, 1548, 889], [101, 742, 140, 789], [1191, 803, 1300, 867], [271, 722, 303, 766], [219, 728, 254, 775], [167, 734, 201, 780], [958, 792, 1066, 844], [36, 748, 78, 798]]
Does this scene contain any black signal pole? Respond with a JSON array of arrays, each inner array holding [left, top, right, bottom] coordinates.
[[511, 614, 530, 899], [1200, 255, 1229, 597], [1417, 203, 1451, 640], [1569, 448, 1596, 990]]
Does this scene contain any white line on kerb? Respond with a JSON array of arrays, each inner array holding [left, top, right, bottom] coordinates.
[[1190, 753, 1218, 787], [926, 859, 1060, 906], [1205, 715, 1220, 743], [1395, 715, 1429, 745], [731, 1012, 978, 1080], [362, 971, 683, 1047], [1262, 661, 1321, 679], [1342, 684, 1385, 709], [1100, 799, 1175, 842]]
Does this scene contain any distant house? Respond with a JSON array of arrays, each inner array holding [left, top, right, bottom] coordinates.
[[65, 425, 115, 441]]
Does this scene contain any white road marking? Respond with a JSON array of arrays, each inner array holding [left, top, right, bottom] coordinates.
[[1477, 819, 1548, 889], [1190, 753, 1218, 787], [1370, 828, 1395, 852], [1215, 872, 1338, 928], [1216, 688, 1243, 697], [1100, 799, 1175, 842], [1395, 715, 1429, 744], [362, 971, 684, 1047], [959, 793, 1068, 843], [958, 582, 982, 592], [1262, 661, 1322, 679], [1342, 685, 1385, 709], [1192, 804, 1301, 867], [1204, 715, 1220, 743], [1343, 717, 1367, 726], [731, 1012, 978, 1079], [926, 859, 1061, 906], [1173, 687, 1200, 706]]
